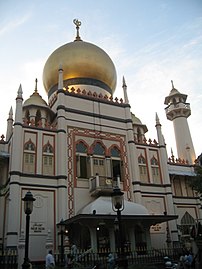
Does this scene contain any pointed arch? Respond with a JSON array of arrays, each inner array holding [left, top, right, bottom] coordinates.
[[23, 139, 36, 174], [43, 141, 53, 153], [137, 127, 142, 143], [25, 109, 30, 123], [76, 140, 89, 154], [138, 153, 148, 183], [76, 140, 90, 179], [151, 156, 158, 165], [180, 211, 196, 237], [24, 139, 35, 151], [35, 109, 41, 126], [138, 154, 146, 164], [109, 145, 121, 157], [90, 140, 106, 156], [42, 140, 54, 176], [108, 145, 123, 181], [181, 212, 195, 225]]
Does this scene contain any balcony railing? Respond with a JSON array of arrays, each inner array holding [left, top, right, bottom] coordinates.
[[89, 175, 116, 196]]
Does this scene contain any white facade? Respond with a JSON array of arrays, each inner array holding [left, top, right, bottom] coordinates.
[[0, 23, 200, 263]]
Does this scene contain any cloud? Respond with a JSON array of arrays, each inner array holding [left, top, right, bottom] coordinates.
[[0, 14, 30, 37]]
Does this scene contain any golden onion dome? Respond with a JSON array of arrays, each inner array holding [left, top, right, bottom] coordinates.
[[43, 20, 117, 97]]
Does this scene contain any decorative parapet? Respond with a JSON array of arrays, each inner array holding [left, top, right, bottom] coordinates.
[[23, 118, 57, 131], [134, 137, 158, 146], [0, 135, 6, 144], [49, 87, 125, 108], [168, 156, 189, 165]]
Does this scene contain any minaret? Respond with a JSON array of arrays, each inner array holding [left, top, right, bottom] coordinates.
[[164, 81, 196, 163], [7, 85, 23, 248]]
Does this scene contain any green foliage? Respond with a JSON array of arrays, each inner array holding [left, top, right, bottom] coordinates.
[[190, 165, 202, 194]]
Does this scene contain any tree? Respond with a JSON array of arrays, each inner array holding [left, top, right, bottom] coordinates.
[[190, 165, 202, 194]]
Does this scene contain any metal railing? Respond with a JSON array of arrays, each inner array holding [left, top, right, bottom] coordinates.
[[0, 247, 182, 269], [0, 249, 18, 269], [54, 247, 182, 268]]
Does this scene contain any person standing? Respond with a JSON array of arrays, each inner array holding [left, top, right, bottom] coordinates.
[[107, 253, 115, 269], [46, 250, 55, 269]]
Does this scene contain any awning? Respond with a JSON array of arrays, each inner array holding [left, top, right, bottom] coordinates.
[[61, 213, 178, 228], [168, 170, 195, 176]]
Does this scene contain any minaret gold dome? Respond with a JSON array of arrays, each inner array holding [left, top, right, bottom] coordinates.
[[43, 20, 117, 97]]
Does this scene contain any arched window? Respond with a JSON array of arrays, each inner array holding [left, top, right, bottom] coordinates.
[[42, 141, 54, 175], [76, 141, 90, 179], [111, 147, 120, 158], [25, 110, 30, 123], [138, 154, 146, 164], [76, 142, 88, 153], [180, 212, 195, 239], [151, 156, 158, 165], [151, 156, 160, 183], [137, 128, 142, 143], [109, 146, 123, 181], [93, 142, 105, 155], [35, 109, 41, 126], [23, 139, 36, 174], [92, 142, 106, 177], [138, 154, 148, 182]]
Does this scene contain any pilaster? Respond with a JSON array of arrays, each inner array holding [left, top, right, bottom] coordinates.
[[56, 67, 68, 221]]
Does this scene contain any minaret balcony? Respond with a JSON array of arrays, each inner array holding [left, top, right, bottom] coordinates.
[[165, 102, 191, 120], [89, 174, 116, 197]]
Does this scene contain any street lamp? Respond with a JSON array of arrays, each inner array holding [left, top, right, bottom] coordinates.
[[111, 186, 128, 269], [22, 191, 35, 269], [57, 219, 66, 266]]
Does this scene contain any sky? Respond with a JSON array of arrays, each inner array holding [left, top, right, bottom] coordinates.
[[0, 0, 202, 159]]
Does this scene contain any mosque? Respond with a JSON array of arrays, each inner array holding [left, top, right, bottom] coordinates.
[[0, 20, 201, 262]]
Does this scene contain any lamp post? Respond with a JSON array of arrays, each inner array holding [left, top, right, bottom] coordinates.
[[111, 186, 128, 269], [57, 219, 66, 266], [22, 191, 35, 269]]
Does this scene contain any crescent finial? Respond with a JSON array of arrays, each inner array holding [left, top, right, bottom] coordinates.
[[73, 19, 82, 41]]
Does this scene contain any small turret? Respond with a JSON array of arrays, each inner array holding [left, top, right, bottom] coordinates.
[[155, 113, 165, 147], [122, 76, 129, 104], [6, 107, 13, 140], [58, 65, 64, 90], [15, 84, 23, 123]]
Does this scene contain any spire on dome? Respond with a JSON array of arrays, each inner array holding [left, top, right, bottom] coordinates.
[[35, 78, 38, 93], [171, 80, 175, 89], [73, 19, 82, 41]]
